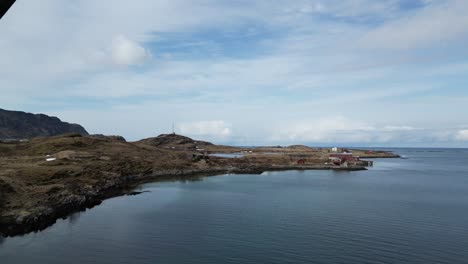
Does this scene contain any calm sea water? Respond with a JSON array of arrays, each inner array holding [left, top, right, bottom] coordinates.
[[2, 149, 468, 264]]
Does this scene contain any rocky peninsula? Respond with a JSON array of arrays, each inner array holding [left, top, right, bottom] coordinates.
[[0, 133, 399, 237]]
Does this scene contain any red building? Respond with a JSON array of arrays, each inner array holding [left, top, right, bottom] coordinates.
[[329, 153, 356, 162]]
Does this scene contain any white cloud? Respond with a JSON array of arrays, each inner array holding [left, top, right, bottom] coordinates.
[[272, 116, 376, 143], [382, 126, 417, 131], [360, 0, 468, 50], [271, 117, 447, 144], [455, 130, 468, 141], [110, 35, 151, 66], [177, 121, 232, 138]]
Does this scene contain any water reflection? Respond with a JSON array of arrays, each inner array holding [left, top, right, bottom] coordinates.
[[180, 176, 204, 183], [68, 211, 82, 225]]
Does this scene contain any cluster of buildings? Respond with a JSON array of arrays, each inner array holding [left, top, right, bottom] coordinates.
[[328, 148, 365, 167]]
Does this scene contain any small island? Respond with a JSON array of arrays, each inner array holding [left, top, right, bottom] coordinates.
[[0, 133, 399, 237]]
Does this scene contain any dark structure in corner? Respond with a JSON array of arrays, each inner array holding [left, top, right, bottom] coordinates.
[[0, 0, 16, 20]]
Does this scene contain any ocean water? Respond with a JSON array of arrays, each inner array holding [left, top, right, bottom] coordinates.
[[1, 149, 468, 264]]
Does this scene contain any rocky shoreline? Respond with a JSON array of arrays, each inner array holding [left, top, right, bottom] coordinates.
[[0, 133, 399, 237], [0, 166, 368, 237]]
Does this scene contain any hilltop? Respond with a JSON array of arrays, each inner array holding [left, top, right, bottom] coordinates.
[[136, 133, 213, 149]]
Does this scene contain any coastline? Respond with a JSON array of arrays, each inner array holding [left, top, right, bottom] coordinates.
[[0, 134, 399, 237]]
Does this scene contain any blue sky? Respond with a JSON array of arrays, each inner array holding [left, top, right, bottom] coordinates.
[[1, 0, 468, 146]]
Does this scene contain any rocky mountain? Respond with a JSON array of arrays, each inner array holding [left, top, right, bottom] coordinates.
[[0, 108, 88, 140]]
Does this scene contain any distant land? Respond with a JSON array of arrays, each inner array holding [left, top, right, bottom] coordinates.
[[0, 108, 88, 140]]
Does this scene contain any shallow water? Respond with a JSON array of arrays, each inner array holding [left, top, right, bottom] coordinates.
[[2, 149, 468, 264], [209, 153, 244, 158]]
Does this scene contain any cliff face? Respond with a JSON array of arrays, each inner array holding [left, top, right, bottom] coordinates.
[[0, 109, 88, 140]]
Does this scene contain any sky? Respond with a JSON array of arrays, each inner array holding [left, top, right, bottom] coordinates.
[[1, 0, 468, 147]]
